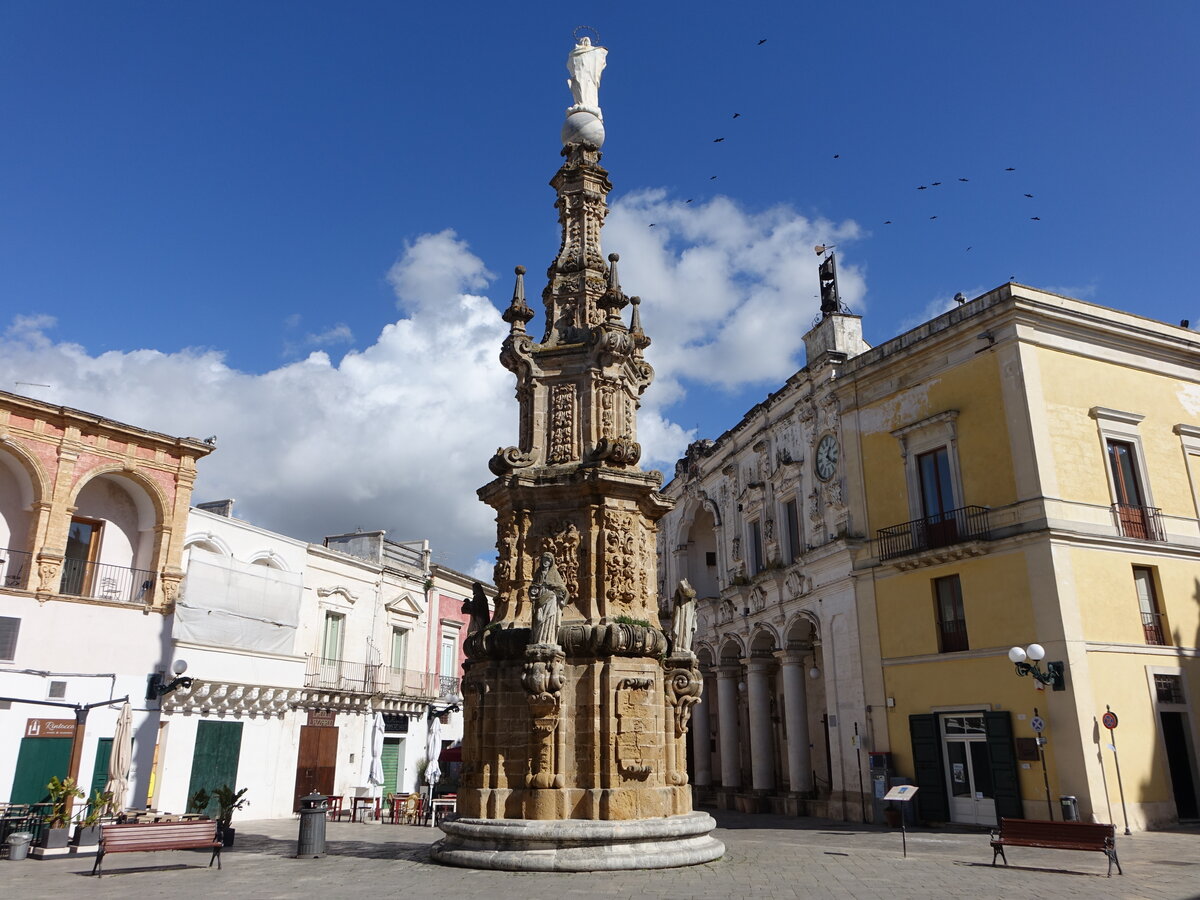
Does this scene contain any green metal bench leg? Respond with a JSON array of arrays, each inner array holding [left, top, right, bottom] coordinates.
[[991, 844, 1007, 866], [92, 849, 104, 877]]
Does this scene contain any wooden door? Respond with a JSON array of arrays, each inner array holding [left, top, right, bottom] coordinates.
[[9, 737, 72, 804], [293, 725, 339, 810]]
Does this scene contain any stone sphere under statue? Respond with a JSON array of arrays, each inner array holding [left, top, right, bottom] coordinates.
[[562, 111, 605, 148]]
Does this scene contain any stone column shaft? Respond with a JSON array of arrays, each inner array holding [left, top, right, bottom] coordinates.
[[745, 658, 776, 791], [691, 681, 712, 787], [778, 652, 813, 793], [715, 665, 741, 789]]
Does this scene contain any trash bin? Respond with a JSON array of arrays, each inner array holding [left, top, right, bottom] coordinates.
[[1059, 795, 1079, 821], [296, 793, 327, 858], [6, 832, 32, 861]]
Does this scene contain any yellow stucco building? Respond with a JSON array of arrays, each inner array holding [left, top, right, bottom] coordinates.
[[837, 283, 1200, 828]]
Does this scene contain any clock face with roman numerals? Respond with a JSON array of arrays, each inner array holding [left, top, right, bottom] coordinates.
[[816, 433, 839, 481]]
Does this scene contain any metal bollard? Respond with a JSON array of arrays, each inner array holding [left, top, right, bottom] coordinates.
[[1059, 795, 1079, 821], [296, 793, 327, 857]]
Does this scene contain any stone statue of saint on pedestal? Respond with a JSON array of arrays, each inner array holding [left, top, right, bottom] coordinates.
[[670, 579, 698, 656], [566, 36, 607, 118], [529, 552, 569, 645]]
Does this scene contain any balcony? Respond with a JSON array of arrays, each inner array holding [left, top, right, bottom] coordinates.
[[1141, 610, 1168, 646], [438, 674, 461, 700], [304, 659, 446, 700], [877, 506, 992, 562], [59, 557, 155, 604], [0, 548, 33, 590], [1113, 503, 1164, 541]]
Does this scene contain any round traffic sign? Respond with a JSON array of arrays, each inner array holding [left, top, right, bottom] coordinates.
[[1102, 711, 1118, 730], [1030, 716, 1045, 732]]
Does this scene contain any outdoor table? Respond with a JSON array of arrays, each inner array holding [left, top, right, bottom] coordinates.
[[350, 797, 377, 823], [429, 797, 455, 826]]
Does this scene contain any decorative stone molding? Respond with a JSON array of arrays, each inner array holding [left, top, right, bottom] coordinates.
[[891, 540, 989, 571], [317, 585, 359, 604], [522, 644, 565, 789]]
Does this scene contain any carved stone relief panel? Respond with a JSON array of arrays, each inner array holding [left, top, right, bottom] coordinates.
[[547, 383, 577, 464], [615, 676, 656, 780], [602, 509, 646, 608], [538, 519, 583, 603]]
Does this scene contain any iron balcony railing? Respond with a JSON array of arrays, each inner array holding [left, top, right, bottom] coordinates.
[[938, 619, 970, 653], [1141, 610, 1167, 646], [438, 675, 461, 699], [304, 659, 448, 699], [1113, 503, 1165, 542], [877, 505, 992, 561], [0, 548, 33, 590], [59, 557, 155, 604]]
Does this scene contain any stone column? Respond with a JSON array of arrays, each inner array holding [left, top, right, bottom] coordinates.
[[716, 665, 741, 789], [777, 649, 813, 793], [745, 657, 776, 791], [691, 677, 712, 787]]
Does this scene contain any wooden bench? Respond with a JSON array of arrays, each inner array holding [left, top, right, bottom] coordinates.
[[91, 819, 223, 877], [990, 818, 1122, 877]]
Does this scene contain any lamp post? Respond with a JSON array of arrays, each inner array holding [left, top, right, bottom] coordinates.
[[1007, 644, 1064, 690]]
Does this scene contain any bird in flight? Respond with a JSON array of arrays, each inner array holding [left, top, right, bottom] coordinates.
[[833, 153, 840, 158], [649, 223, 656, 228], [917, 185, 928, 190], [884, 220, 892, 224], [931, 181, 942, 186], [966, 247, 972, 251], [1030, 216, 1041, 221], [930, 215, 938, 220], [958, 177, 969, 182], [713, 138, 725, 143], [757, 38, 767, 45], [1005, 167, 1016, 172], [1024, 193, 1034, 198], [686, 198, 693, 203], [710, 175, 717, 180], [732, 112, 741, 118]]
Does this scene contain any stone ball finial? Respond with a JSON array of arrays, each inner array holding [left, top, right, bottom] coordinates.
[[562, 110, 605, 148], [630, 295, 641, 306], [609, 253, 619, 262], [515, 265, 526, 275]]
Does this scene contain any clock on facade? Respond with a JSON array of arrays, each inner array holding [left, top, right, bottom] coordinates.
[[815, 433, 839, 481]]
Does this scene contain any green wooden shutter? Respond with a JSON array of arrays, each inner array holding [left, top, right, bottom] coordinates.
[[909, 714, 949, 823], [382, 738, 400, 797], [187, 721, 244, 817], [10, 737, 72, 804], [984, 711, 1023, 821], [89, 737, 113, 801]]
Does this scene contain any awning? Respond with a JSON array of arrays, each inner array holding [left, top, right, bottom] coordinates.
[[439, 744, 462, 763]]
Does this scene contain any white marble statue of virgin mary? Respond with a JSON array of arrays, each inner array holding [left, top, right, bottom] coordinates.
[[566, 36, 607, 118]]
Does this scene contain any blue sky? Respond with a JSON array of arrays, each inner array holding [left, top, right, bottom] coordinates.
[[2, 1, 1198, 574]]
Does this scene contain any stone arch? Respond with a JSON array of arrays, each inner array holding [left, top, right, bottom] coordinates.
[[184, 531, 232, 557], [785, 611, 820, 647], [248, 550, 290, 571], [749, 623, 781, 655], [718, 634, 744, 664], [67, 467, 166, 576], [68, 466, 166, 533], [696, 644, 716, 669], [675, 491, 721, 600], [0, 440, 46, 556]]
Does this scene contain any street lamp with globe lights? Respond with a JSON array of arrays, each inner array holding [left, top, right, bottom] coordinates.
[[1008, 643, 1064, 690]]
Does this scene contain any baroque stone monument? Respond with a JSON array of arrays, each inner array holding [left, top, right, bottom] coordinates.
[[431, 36, 724, 871]]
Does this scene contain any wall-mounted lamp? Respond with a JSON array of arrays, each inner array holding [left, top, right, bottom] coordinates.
[[147, 660, 194, 700], [1007, 644, 1064, 690], [808, 665, 821, 680], [428, 702, 460, 720]]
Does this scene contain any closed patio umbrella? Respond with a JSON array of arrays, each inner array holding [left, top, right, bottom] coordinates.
[[424, 714, 442, 790], [367, 712, 385, 796], [103, 701, 133, 814]]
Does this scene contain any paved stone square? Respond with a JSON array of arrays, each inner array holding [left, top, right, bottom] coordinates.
[[3, 810, 1198, 899]]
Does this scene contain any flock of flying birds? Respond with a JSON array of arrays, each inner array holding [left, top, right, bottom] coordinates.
[[646, 38, 1045, 247]]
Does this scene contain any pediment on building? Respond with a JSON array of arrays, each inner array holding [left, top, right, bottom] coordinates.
[[386, 592, 423, 619]]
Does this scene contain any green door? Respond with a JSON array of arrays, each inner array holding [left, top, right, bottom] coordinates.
[[10, 737, 72, 804], [89, 738, 113, 799], [382, 738, 401, 797], [187, 721, 243, 817]]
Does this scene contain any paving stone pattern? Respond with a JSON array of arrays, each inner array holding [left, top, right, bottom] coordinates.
[[2, 809, 1198, 899]]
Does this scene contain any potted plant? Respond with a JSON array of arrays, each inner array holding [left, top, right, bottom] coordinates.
[[213, 785, 248, 847], [43, 776, 84, 848], [188, 788, 211, 816], [73, 790, 112, 848]]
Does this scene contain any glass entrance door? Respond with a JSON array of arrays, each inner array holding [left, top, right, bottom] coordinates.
[[941, 714, 996, 825]]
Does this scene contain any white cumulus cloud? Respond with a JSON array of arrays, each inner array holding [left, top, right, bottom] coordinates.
[[1, 200, 865, 572]]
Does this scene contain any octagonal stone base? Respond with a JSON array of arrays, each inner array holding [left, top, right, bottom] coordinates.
[[430, 811, 724, 871]]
